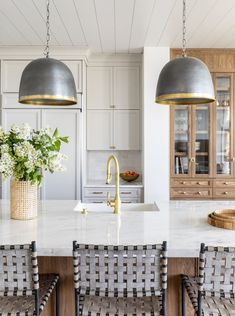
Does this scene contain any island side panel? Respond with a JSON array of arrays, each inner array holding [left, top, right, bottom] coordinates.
[[39, 257, 197, 316]]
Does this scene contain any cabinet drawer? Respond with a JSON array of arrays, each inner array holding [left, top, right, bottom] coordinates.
[[171, 188, 212, 199], [213, 188, 235, 199], [171, 179, 210, 187], [83, 197, 141, 204], [214, 180, 235, 187], [84, 187, 141, 198]]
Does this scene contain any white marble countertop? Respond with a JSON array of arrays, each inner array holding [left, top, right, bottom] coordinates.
[[0, 199, 235, 257]]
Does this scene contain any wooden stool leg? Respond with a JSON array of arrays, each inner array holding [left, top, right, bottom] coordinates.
[[181, 277, 186, 316], [56, 280, 60, 316]]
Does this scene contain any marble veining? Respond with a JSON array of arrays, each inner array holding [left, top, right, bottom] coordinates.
[[0, 200, 235, 257]]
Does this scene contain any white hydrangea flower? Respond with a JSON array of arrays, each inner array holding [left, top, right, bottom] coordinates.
[[48, 152, 67, 172], [0, 127, 4, 140], [0, 144, 9, 154], [11, 123, 31, 140], [14, 141, 36, 159], [0, 153, 15, 179]]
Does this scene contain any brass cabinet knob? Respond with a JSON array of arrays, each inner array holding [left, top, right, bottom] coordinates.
[[223, 182, 229, 185], [110, 145, 116, 149], [197, 191, 202, 195], [180, 181, 186, 185], [189, 157, 195, 163], [223, 191, 228, 195]]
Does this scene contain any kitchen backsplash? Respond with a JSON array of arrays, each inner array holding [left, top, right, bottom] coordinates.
[[86, 151, 142, 184]]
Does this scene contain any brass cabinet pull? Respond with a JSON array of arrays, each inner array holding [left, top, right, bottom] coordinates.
[[229, 157, 235, 162], [122, 201, 132, 204], [196, 182, 204, 185], [179, 191, 187, 195], [197, 191, 202, 195], [121, 192, 131, 195], [110, 105, 115, 108], [110, 145, 116, 149], [180, 181, 186, 185], [223, 191, 228, 195], [190, 157, 195, 163], [92, 192, 103, 195], [223, 182, 229, 185], [92, 201, 103, 203]]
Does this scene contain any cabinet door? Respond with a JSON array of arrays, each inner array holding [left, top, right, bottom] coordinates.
[[114, 110, 140, 150], [171, 106, 191, 177], [114, 67, 140, 109], [62, 60, 82, 93], [87, 110, 113, 150], [87, 67, 113, 109], [214, 74, 233, 177], [41, 110, 81, 200], [1, 109, 41, 199], [2, 60, 31, 92]]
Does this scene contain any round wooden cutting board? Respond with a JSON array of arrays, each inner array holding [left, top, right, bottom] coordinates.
[[208, 209, 235, 230]]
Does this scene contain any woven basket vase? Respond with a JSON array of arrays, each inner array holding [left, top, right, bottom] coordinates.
[[10, 180, 38, 220]]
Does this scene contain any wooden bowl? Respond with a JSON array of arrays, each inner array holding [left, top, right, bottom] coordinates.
[[208, 209, 235, 230], [120, 173, 139, 182]]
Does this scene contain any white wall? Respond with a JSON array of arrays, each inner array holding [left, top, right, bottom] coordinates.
[[143, 47, 170, 202]]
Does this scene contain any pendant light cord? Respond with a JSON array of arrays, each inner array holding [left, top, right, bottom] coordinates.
[[182, 0, 187, 57], [44, 0, 51, 58]]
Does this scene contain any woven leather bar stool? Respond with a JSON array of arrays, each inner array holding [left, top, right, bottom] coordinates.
[[73, 241, 167, 316], [181, 243, 235, 316], [0, 241, 59, 316]]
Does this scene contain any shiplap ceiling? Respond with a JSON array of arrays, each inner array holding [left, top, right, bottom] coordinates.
[[1, 0, 235, 53]]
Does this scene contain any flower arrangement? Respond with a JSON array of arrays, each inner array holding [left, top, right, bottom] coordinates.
[[0, 123, 68, 186]]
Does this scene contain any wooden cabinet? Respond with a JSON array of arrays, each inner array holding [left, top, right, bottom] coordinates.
[[170, 49, 235, 199], [1, 109, 82, 200], [87, 109, 140, 150]]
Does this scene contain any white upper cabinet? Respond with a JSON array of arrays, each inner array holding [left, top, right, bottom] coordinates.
[[87, 110, 113, 150], [2, 60, 30, 93], [113, 67, 139, 109], [41, 109, 81, 200], [87, 66, 140, 109], [1, 59, 83, 93], [114, 110, 140, 150], [87, 67, 112, 109]]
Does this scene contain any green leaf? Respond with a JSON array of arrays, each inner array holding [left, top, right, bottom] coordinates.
[[60, 136, 69, 143], [54, 140, 61, 151], [53, 128, 59, 138]]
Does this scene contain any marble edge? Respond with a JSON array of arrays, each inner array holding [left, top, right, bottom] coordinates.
[[84, 183, 144, 188]]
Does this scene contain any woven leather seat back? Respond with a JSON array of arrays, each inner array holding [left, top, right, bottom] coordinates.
[[0, 244, 38, 295], [199, 246, 235, 294], [73, 244, 167, 297]]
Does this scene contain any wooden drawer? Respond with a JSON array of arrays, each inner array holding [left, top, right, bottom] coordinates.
[[171, 188, 212, 199], [213, 188, 235, 199], [171, 179, 210, 187], [214, 180, 235, 187]]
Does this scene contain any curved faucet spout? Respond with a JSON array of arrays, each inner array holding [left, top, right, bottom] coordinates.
[[106, 155, 121, 214]]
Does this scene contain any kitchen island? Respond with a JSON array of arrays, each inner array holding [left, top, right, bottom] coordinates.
[[1, 199, 235, 316]]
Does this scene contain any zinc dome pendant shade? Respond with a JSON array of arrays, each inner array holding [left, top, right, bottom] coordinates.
[[155, 0, 215, 105], [155, 56, 215, 105], [18, 0, 77, 106], [19, 58, 77, 105]]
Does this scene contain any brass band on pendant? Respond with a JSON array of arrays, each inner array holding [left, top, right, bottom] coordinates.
[[156, 92, 216, 105], [19, 94, 77, 106]]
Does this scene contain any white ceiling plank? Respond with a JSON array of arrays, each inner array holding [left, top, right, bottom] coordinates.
[[74, 0, 102, 52], [115, 0, 135, 53], [144, 0, 176, 47], [94, 0, 115, 52], [0, 9, 29, 45], [171, 0, 217, 47], [52, 0, 86, 46], [33, 0, 73, 46], [187, 0, 235, 48], [129, 0, 156, 52]]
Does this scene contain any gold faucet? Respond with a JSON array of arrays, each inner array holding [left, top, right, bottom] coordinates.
[[106, 155, 121, 214]]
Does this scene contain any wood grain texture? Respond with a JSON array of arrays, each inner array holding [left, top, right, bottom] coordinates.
[[38, 256, 197, 316]]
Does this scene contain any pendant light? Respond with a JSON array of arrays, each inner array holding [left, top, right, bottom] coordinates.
[[19, 0, 77, 105], [155, 0, 215, 105]]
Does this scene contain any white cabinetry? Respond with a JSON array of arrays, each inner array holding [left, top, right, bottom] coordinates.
[[83, 186, 142, 203], [41, 110, 81, 200], [1, 109, 82, 200], [87, 66, 140, 150]]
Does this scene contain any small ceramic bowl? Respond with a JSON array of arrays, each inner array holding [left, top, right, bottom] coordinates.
[[120, 172, 139, 182]]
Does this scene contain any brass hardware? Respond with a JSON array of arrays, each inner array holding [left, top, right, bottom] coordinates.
[[180, 191, 186, 194], [155, 93, 215, 105], [19, 94, 77, 105], [223, 182, 229, 185], [121, 192, 131, 195], [190, 157, 195, 163], [110, 145, 116, 149], [223, 192, 228, 195], [180, 181, 186, 185], [92, 201, 103, 204], [106, 155, 121, 214], [197, 191, 202, 195], [92, 192, 103, 194], [82, 208, 88, 215]]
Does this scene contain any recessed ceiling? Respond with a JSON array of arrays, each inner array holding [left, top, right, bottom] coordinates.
[[1, 0, 235, 53]]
